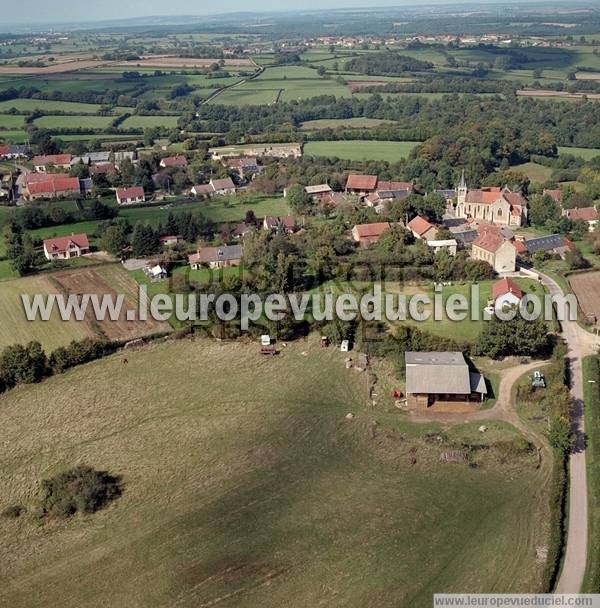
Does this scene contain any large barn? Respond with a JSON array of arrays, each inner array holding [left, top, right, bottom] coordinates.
[[405, 351, 487, 410]]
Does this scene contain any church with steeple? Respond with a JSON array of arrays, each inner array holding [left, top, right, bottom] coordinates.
[[455, 171, 528, 227]]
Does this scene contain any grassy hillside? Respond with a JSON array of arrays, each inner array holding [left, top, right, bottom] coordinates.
[[0, 338, 551, 608], [304, 140, 419, 162]]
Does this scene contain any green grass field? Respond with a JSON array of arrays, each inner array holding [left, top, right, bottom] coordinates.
[[26, 197, 290, 245], [304, 140, 420, 162], [0, 337, 551, 607], [513, 162, 553, 183], [33, 115, 116, 129], [0, 129, 28, 142], [558, 146, 600, 161], [0, 99, 130, 114], [0, 114, 26, 129], [300, 117, 397, 130], [121, 115, 180, 129], [0, 274, 92, 351]]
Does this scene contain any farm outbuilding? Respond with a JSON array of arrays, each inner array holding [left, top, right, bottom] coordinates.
[[405, 351, 487, 411]]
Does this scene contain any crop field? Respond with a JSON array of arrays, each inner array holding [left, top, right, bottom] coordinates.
[[0, 337, 552, 607], [33, 115, 116, 129], [120, 115, 180, 129], [0, 275, 93, 351], [558, 146, 600, 161], [50, 265, 170, 342], [568, 271, 600, 324], [304, 140, 420, 162], [0, 129, 28, 142]]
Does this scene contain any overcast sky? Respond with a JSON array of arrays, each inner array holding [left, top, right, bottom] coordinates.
[[3, 0, 512, 26]]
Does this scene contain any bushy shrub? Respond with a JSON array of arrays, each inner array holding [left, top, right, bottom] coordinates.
[[40, 466, 122, 518]]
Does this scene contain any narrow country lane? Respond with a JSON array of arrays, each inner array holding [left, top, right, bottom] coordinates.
[[537, 271, 597, 593]]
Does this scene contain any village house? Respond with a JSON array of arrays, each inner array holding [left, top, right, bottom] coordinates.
[[160, 155, 188, 169], [562, 206, 598, 231], [304, 184, 332, 200], [210, 177, 236, 196], [188, 245, 243, 270], [116, 186, 145, 205], [160, 235, 183, 247], [24, 174, 81, 200], [32, 154, 72, 172], [351, 222, 402, 247], [144, 264, 168, 281], [455, 173, 528, 227], [543, 188, 563, 205], [191, 178, 236, 197], [427, 239, 458, 256], [89, 163, 117, 177], [492, 276, 523, 311], [365, 189, 411, 214], [407, 215, 438, 242], [0, 144, 28, 160], [345, 174, 378, 195], [405, 351, 487, 410], [71, 152, 111, 166], [225, 157, 261, 179], [43, 233, 90, 260], [263, 215, 297, 234], [471, 229, 517, 273]]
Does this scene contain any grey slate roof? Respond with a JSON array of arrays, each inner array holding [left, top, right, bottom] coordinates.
[[525, 234, 567, 254], [405, 351, 483, 395]]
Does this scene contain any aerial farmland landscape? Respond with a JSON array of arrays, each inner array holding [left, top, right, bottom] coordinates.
[[1, 2, 600, 607]]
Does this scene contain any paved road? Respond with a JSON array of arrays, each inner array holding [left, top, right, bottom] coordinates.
[[537, 271, 596, 593]]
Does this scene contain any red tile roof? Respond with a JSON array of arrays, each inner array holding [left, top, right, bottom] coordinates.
[[25, 172, 70, 184], [465, 187, 502, 205], [511, 239, 528, 255], [472, 230, 507, 253], [407, 215, 435, 237], [564, 207, 598, 222], [0, 145, 10, 156], [160, 155, 187, 167], [543, 189, 563, 204], [346, 174, 378, 191], [27, 176, 80, 196], [353, 222, 394, 238], [116, 186, 144, 200], [492, 277, 523, 301], [378, 180, 413, 192], [32, 154, 71, 167], [43, 233, 89, 254], [89, 163, 117, 175]]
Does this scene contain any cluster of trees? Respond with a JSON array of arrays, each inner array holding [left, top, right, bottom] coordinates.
[[344, 52, 434, 75], [476, 315, 552, 359], [0, 338, 119, 394], [99, 210, 211, 257]]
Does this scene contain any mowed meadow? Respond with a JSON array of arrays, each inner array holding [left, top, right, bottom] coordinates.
[[0, 338, 551, 608]]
